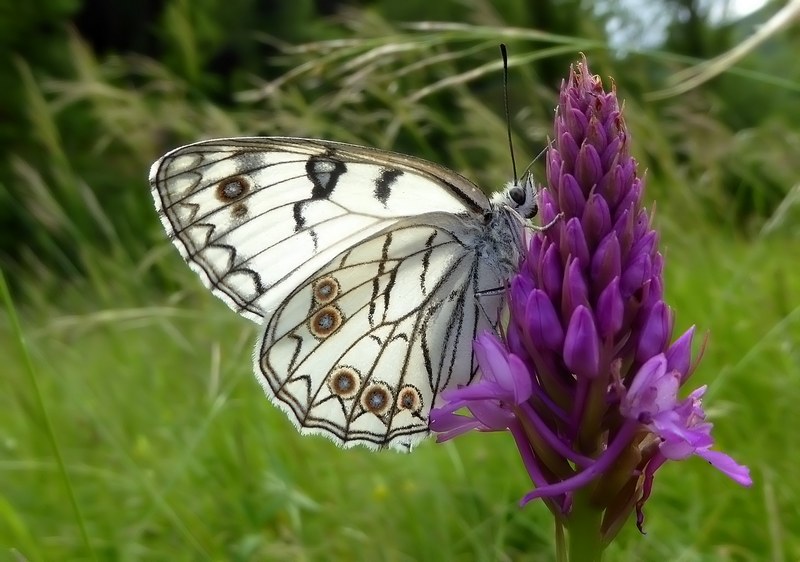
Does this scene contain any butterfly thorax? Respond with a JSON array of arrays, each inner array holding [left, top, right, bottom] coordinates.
[[472, 204, 527, 281], [470, 176, 539, 280]]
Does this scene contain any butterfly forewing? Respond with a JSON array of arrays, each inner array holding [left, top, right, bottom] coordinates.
[[150, 138, 490, 322]]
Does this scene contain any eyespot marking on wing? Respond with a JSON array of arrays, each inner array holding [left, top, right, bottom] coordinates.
[[360, 382, 393, 416], [328, 366, 361, 399], [312, 275, 340, 304], [308, 304, 344, 339], [396, 385, 423, 414], [216, 175, 250, 202], [231, 202, 248, 218]]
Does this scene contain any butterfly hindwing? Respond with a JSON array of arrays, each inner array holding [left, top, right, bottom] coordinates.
[[256, 220, 507, 450], [150, 138, 490, 322]]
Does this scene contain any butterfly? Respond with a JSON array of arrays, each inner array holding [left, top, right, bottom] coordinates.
[[149, 137, 539, 451]]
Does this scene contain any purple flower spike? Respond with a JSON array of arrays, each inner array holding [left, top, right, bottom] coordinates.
[[538, 244, 563, 301], [582, 192, 613, 249], [558, 174, 586, 218], [596, 277, 624, 338], [635, 301, 673, 362], [431, 56, 750, 544], [591, 232, 621, 290], [524, 289, 564, 351], [563, 306, 600, 379], [665, 326, 696, 380]]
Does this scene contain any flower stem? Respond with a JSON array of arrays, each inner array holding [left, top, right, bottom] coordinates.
[[566, 488, 605, 562], [555, 520, 567, 562]]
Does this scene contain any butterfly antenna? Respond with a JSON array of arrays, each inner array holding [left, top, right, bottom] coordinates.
[[519, 139, 554, 178], [500, 44, 519, 184]]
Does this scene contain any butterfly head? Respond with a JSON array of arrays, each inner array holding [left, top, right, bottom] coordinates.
[[493, 174, 539, 220]]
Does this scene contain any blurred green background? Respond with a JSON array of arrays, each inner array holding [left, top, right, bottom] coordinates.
[[2, 0, 799, 560]]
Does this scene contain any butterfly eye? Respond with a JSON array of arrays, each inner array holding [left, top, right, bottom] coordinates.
[[515, 175, 540, 219], [509, 185, 526, 206]]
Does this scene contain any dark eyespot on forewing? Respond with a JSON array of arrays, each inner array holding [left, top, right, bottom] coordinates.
[[216, 176, 250, 202]]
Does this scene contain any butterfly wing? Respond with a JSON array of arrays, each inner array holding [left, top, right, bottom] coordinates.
[[256, 217, 508, 451], [150, 137, 491, 322]]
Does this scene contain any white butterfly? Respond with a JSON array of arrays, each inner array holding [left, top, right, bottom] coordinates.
[[149, 137, 539, 451]]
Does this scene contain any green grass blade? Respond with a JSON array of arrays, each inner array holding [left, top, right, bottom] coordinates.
[[0, 269, 98, 562]]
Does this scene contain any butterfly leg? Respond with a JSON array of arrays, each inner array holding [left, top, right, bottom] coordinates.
[[473, 285, 507, 333], [530, 212, 564, 232]]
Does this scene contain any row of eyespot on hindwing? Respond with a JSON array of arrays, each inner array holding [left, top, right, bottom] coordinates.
[[307, 275, 424, 418]]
